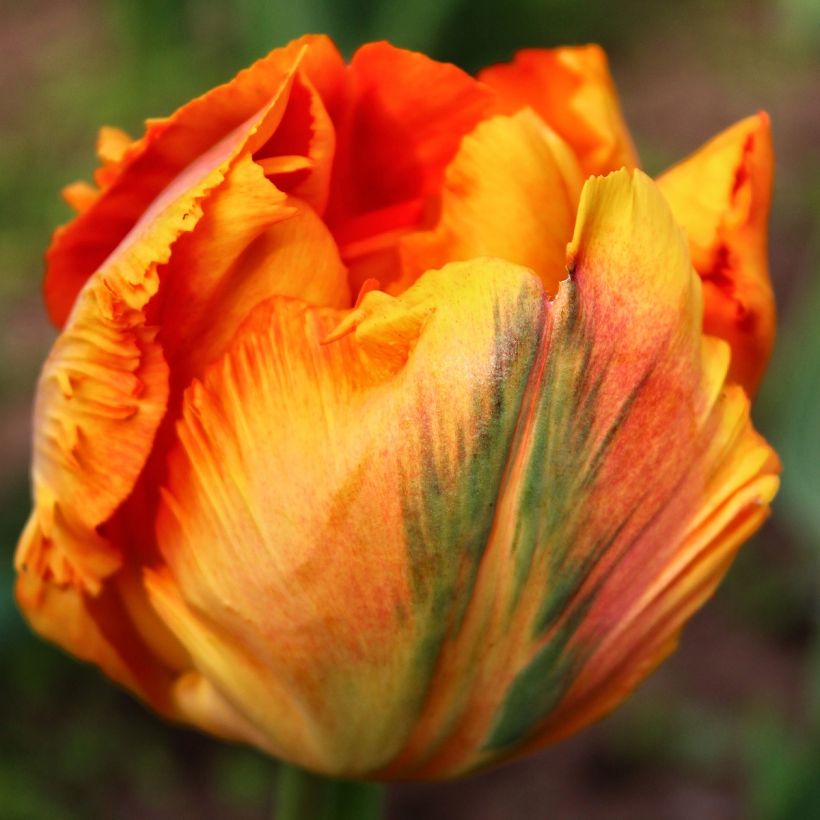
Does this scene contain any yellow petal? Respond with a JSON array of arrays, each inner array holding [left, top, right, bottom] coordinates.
[[152, 258, 549, 775], [385, 171, 778, 778], [396, 111, 582, 295], [657, 112, 775, 395], [479, 46, 639, 176]]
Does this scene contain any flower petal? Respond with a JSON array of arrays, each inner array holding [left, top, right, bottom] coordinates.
[[45, 34, 344, 327], [15, 46, 331, 709], [150, 168, 776, 776], [152, 258, 549, 775], [19, 92, 272, 592], [327, 41, 495, 254], [396, 110, 582, 295], [657, 113, 775, 395], [478, 46, 639, 176], [383, 170, 778, 778], [159, 153, 350, 387], [252, 69, 340, 216]]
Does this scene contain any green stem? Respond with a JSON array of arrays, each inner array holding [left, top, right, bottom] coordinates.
[[275, 763, 386, 820]]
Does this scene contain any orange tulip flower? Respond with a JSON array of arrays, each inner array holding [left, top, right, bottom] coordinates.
[[16, 36, 779, 780]]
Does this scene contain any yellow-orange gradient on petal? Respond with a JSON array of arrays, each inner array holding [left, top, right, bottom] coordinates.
[[15, 35, 780, 781], [479, 45, 639, 177]]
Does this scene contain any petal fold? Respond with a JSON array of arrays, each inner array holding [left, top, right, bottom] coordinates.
[[44, 35, 345, 327], [327, 41, 496, 285], [159, 153, 349, 387], [396, 111, 581, 295]]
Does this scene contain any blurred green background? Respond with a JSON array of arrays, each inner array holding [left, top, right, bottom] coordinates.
[[1, 0, 818, 817]]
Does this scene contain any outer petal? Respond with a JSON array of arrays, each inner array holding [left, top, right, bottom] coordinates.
[[15, 567, 173, 708], [15, 49, 322, 716], [151, 259, 549, 775], [384, 170, 778, 778], [395, 111, 582, 296], [657, 113, 775, 395], [478, 46, 639, 177], [45, 34, 345, 327]]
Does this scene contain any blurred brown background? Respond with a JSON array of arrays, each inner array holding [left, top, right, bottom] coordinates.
[[1, 1, 818, 818]]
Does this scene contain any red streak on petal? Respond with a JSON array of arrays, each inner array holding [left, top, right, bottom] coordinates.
[[730, 133, 755, 200]]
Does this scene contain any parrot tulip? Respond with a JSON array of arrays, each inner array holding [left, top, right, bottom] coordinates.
[[16, 35, 779, 780]]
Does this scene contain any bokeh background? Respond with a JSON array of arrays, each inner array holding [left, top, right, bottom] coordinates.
[[1, 1, 818, 817]]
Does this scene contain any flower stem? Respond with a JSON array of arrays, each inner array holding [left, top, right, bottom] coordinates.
[[275, 762, 386, 820]]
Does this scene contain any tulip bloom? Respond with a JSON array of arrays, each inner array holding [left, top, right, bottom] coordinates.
[[16, 36, 779, 779]]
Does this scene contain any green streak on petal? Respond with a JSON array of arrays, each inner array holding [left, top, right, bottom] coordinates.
[[483, 272, 682, 753], [506, 280, 655, 634], [484, 603, 588, 750], [535, 517, 629, 633], [484, 281, 649, 751], [399, 281, 547, 722], [403, 284, 546, 614]]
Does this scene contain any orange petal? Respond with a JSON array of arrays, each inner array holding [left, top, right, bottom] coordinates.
[[21, 84, 282, 567], [479, 45, 639, 177], [327, 41, 495, 249], [15, 51, 321, 703], [17, 174, 176, 593], [529, 410, 779, 754], [15, 566, 171, 704], [253, 70, 339, 215], [657, 113, 775, 395], [158, 153, 349, 387], [16, 543, 272, 748], [152, 259, 550, 775], [150, 171, 777, 776], [489, 171, 777, 772], [62, 181, 100, 215], [44, 34, 344, 328], [499, 171, 779, 761], [396, 110, 582, 295]]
